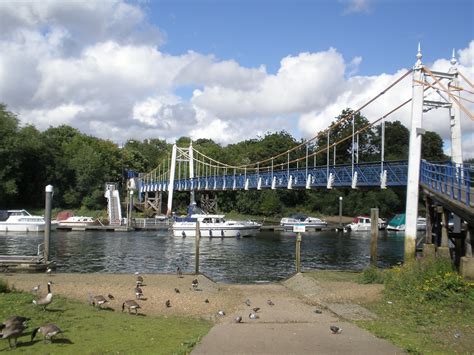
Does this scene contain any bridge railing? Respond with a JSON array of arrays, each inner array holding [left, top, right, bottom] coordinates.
[[420, 160, 472, 207]]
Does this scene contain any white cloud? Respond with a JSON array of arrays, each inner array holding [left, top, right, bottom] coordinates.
[[341, 0, 372, 14], [0, 1, 472, 159]]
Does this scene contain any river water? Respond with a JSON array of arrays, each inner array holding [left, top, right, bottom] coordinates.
[[0, 230, 410, 283]]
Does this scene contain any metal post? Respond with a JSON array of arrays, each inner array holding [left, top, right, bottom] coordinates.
[[339, 196, 343, 228], [370, 208, 379, 265], [405, 44, 425, 260], [166, 144, 177, 216], [296, 233, 302, 273], [44, 185, 53, 263], [448, 50, 464, 166], [195, 220, 200, 274], [128, 190, 134, 228]]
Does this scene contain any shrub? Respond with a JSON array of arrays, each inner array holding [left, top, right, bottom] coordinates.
[[359, 266, 386, 284], [0, 279, 9, 293]]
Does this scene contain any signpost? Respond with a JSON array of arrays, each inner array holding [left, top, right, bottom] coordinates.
[[293, 224, 305, 273]]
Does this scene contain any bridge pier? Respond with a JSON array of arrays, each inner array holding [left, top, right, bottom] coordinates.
[[460, 226, 474, 280], [437, 207, 451, 259]]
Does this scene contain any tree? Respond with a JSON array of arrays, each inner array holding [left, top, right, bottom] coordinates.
[[422, 131, 446, 161]]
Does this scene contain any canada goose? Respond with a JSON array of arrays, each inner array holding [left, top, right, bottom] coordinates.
[[191, 279, 198, 290], [89, 294, 108, 309], [0, 322, 26, 349], [122, 300, 141, 315], [234, 316, 242, 323], [330, 325, 342, 334], [33, 281, 53, 311], [136, 276, 144, 287], [217, 310, 225, 316], [249, 312, 259, 320], [252, 307, 260, 313], [108, 294, 115, 300], [174, 288, 180, 293], [31, 323, 62, 343], [165, 300, 171, 308], [1, 316, 30, 330], [135, 286, 143, 300]]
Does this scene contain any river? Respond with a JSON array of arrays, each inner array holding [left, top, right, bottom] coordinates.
[[0, 230, 409, 283]]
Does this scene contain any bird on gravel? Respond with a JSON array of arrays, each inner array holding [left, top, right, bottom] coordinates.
[[244, 299, 251, 307], [330, 326, 342, 334], [177, 267, 183, 278], [204, 299, 209, 304], [165, 300, 171, 308], [266, 299, 274, 306], [252, 307, 260, 313], [217, 310, 225, 316], [174, 288, 180, 294], [108, 294, 115, 300], [136, 276, 144, 287], [191, 279, 198, 290], [135, 286, 143, 300], [249, 313, 259, 320], [31, 323, 62, 343], [234, 316, 242, 323], [314, 309, 322, 314]]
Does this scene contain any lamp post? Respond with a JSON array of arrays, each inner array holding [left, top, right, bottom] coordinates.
[[339, 196, 343, 228]]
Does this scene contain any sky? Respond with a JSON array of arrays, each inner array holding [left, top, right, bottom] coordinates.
[[0, 0, 473, 157]]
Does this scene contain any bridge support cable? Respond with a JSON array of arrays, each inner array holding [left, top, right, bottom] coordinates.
[[326, 130, 330, 186], [448, 52, 464, 169], [166, 144, 177, 216], [351, 115, 355, 181], [305, 143, 309, 188], [405, 44, 425, 259], [380, 119, 387, 189]]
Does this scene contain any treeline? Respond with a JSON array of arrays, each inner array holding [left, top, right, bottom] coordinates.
[[0, 104, 446, 217]]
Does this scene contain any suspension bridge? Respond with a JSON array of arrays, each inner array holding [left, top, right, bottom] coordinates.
[[131, 46, 473, 266]]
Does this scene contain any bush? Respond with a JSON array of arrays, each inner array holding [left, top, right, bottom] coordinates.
[[358, 266, 386, 284], [0, 279, 9, 293]]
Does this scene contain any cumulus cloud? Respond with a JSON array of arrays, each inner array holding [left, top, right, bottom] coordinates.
[[341, 0, 372, 14], [0, 0, 472, 158]]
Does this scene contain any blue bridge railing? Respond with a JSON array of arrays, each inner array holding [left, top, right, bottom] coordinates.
[[420, 160, 473, 207]]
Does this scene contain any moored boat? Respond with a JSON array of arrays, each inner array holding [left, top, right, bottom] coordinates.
[[58, 216, 97, 228], [346, 216, 386, 231], [280, 214, 327, 230], [173, 204, 261, 238], [386, 214, 426, 231], [0, 210, 58, 232]]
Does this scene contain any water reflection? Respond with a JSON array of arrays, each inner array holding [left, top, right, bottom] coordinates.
[[0, 229, 411, 283]]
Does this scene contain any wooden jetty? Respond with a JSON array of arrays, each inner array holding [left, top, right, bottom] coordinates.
[[0, 255, 51, 272]]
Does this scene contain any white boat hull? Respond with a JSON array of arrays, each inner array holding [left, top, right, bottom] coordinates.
[[0, 222, 58, 232], [173, 222, 260, 238]]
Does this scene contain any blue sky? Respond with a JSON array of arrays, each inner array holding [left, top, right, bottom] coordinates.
[[149, 0, 473, 75], [0, 0, 473, 156]]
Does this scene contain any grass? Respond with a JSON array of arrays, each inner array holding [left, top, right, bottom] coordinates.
[[356, 259, 474, 353], [0, 284, 211, 354]]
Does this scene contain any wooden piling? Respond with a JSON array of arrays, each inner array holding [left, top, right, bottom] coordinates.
[[44, 185, 53, 263], [370, 208, 378, 265], [296, 233, 302, 273], [425, 196, 433, 244], [195, 220, 200, 275]]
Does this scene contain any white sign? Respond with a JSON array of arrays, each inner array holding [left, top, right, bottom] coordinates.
[[293, 224, 306, 233]]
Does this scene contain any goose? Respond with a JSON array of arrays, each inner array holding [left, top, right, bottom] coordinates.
[[0, 322, 26, 349], [122, 300, 141, 315], [135, 286, 143, 300], [252, 307, 260, 313], [204, 298, 209, 303], [266, 299, 274, 306], [174, 288, 180, 294], [31, 285, 40, 293], [234, 316, 243, 323], [31, 323, 62, 343], [46, 267, 52, 274], [33, 281, 53, 311], [108, 294, 115, 300], [330, 325, 342, 334], [314, 309, 322, 314], [1, 316, 30, 330], [165, 300, 171, 308], [136, 275, 144, 287], [191, 279, 198, 290], [244, 299, 251, 307], [249, 312, 259, 320], [90, 295, 108, 309], [217, 310, 225, 316]]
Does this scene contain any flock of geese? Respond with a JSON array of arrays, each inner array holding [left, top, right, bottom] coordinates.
[[1, 268, 343, 349]]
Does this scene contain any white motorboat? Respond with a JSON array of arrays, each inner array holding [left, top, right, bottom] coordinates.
[[58, 216, 97, 228], [386, 214, 427, 231], [173, 205, 261, 238], [0, 210, 58, 232], [346, 216, 387, 231], [280, 214, 327, 230]]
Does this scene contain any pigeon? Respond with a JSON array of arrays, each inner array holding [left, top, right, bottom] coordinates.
[[217, 310, 225, 316], [192, 279, 198, 290], [174, 288, 180, 294], [244, 299, 251, 307], [136, 275, 144, 286], [234, 316, 243, 323], [314, 309, 322, 314], [177, 267, 183, 278], [454, 331, 462, 339], [46, 267, 52, 274], [31, 285, 40, 293], [249, 312, 259, 320], [266, 299, 274, 306], [252, 307, 260, 313], [204, 299, 209, 303], [330, 326, 342, 334], [165, 300, 171, 308], [108, 294, 115, 300]]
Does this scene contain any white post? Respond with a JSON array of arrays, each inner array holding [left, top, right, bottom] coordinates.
[[189, 142, 195, 204], [167, 144, 177, 216], [448, 49, 463, 166], [404, 44, 425, 260]]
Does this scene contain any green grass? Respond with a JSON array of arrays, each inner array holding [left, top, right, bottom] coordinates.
[[356, 259, 474, 353], [0, 286, 211, 354]]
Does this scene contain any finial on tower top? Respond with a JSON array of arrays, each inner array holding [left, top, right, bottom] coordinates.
[[414, 42, 423, 68], [450, 48, 457, 66]]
